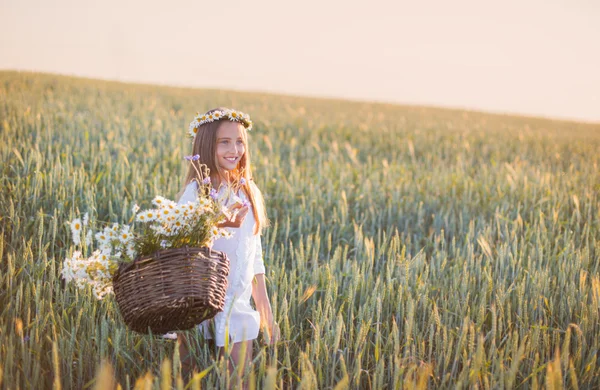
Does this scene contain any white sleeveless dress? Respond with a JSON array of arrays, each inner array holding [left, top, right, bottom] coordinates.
[[178, 181, 266, 347]]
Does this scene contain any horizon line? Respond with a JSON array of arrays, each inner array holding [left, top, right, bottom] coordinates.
[[3, 68, 599, 126]]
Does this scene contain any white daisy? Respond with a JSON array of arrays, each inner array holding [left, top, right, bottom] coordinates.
[[188, 121, 199, 138], [99, 242, 112, 253], [144, 210, 158, 221], [227, 110, 240, 121], [119, 229, 132, 244], [152, 196, 167, 207], [126, 245, 136, 259], [95, 232, 108, 243], [70, 219, 82, 245], [152, 226, 168, 235], [158, 208, 172, 220], [105, 229, 116, 239]]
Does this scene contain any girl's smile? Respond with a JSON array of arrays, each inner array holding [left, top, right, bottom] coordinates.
[[216, 121, 246, 171]]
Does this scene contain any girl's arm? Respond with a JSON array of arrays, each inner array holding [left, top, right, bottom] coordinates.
[[252, 274, 279, 344]]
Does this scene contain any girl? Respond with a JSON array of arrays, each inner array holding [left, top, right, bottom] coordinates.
[[176, 107, 279, 382]]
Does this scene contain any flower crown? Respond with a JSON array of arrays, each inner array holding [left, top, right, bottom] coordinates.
[[188, 109, 253, 138]]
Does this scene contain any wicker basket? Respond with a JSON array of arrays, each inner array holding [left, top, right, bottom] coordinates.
[[113, 246, 229, 334]]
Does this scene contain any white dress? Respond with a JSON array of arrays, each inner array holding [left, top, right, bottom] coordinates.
[[178, 181, 266, 347]]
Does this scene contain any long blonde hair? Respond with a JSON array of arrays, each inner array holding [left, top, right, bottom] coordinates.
[[178, 107, 268, 234]]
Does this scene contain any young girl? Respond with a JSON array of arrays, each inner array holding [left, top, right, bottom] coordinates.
[[176, 107, 279, 380]]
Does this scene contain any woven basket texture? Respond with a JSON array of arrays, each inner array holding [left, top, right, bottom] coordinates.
[[113, 246, 229, 334]]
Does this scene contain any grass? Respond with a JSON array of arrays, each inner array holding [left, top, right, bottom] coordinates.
[[1, 70, 599, 389]]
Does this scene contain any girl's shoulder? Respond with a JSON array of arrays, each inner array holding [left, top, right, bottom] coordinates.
[[178, 181, 199, 204]]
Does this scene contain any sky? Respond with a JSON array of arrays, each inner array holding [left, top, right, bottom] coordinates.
[[1, 0, 599, 122]]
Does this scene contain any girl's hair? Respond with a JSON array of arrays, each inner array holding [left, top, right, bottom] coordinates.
[[178, 107, 268, 234]]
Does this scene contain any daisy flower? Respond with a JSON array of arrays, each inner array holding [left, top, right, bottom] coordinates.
[[119, 229, 132, 244], [105, 228, 116, 239], [143, 210, 157, 221], [188, 119, 200, 137], [132, 204, 140, 213], [95, 232, 108, 244], [126, 245, 136, 259], [220, 229, 232, 239], [70, 219, 82, 245], [152, 196, 167, 207], [152, 226, 167, 235], [228, 110, 240, 121], [158, 208, 172, 222]]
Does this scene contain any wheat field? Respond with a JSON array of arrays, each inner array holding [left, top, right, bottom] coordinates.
[[1, 71, 599, 389]]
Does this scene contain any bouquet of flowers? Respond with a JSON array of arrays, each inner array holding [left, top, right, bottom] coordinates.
[[61, 159, 234, 301]]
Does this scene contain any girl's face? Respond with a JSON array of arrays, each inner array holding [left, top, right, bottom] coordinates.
[[215, 121, 246, 172]]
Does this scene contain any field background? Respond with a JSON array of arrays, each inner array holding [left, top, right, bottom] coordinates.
[[1, 71, 599, 389]]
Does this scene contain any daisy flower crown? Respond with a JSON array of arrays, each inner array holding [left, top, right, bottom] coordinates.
[[188, 108, 253, 138]]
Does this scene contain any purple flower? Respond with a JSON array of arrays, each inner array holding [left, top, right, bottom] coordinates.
[[184, 155, 193, 161], [239, 178, 247, 185], [192, 154, 200, 161], [209, 188, 218, 199], [242, 200, 250, 208], [202, 177, 211, 185], [23, 335, 30, 342]]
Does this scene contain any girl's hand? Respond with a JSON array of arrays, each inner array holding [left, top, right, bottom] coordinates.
[[264, 320, 280, 345], [219, 204, 249, 228]]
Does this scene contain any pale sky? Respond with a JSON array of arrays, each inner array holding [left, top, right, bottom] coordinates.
[[1, 0, 599, 122]]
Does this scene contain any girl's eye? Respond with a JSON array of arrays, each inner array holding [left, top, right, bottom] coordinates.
[[221, 140, 229, 145], [236, 140, 244, 146]]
